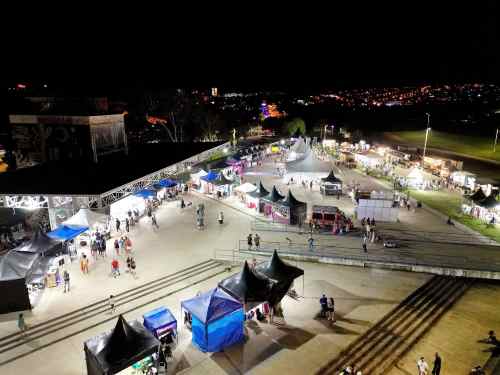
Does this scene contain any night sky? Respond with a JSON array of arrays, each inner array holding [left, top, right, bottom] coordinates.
[[1, 3, 499, 91]]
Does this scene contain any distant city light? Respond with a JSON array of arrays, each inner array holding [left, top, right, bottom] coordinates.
[[17, 83, 26, 89]]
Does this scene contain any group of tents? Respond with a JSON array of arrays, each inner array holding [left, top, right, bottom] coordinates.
[[180, 250, 304, 352]]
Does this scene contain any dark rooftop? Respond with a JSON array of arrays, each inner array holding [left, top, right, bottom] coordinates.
[[0, 142, 223, 196]]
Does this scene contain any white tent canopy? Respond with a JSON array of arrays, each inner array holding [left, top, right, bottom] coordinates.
[[234, 182, 257, 194], [63, 208, 108, 228], [191, 169, 208, 179]]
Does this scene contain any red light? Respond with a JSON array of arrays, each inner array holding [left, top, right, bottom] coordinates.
[[17, 83, 26, 89]]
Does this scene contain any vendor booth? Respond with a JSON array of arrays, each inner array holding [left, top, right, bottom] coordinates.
[[320, 170, 343, 195], [256, 250, 304, 306], [211, 173, 234, 198], [190, 169, 208, 188], [273, 190, 307, 225], [404, 167, 440, 190], [234, 182, 257, 206], [84, 315, 160, 375], [143, 306, 178, 345], [463, 193, 500, 224], [247, 181, 270, 212], [200, 170, 219, 193], [110, 194, 147, 221], [0, 230, 63, 313], [181, 287, 244, 353], [64, 208, 108, 229], [356, 198, 399, 222], [47, 225, 89, 242], [450, 171, 476, 190], [261, 186, 285, 218]]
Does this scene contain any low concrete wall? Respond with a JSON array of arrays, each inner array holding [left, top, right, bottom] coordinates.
[[243, 251, 500, 280]]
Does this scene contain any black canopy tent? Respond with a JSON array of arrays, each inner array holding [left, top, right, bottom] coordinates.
[[262, 186, 285, 203], [0, 229, 63, 314], [469, 188, 487, 203], [320, 170, 343, 195], [256, 250, 304, 305], [276, 190, 307, 225], [84, 315, 160, 375], [219, 261, 274, 310], [478, 194, 499, 209]]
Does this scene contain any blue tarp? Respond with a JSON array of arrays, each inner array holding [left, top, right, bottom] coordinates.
[[157, 179, 178, 188], [143, 306, 177, 333], [134, 189, 157, 199], [200, 170, 220, 183], [47, 225, 89, 241], [181, 288, 244, 352]]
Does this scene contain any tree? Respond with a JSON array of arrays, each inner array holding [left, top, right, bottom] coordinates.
[[285, 117, 306, 136]]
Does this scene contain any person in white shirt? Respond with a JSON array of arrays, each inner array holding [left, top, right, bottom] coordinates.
[[417, 357, 429, 375]]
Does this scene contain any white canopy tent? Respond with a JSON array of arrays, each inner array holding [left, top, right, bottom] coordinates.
[[190, 169, 208, 186], [234, 182, 257, 194], [63, 208, 108, 228]]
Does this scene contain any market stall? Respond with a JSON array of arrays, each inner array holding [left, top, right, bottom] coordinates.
[[261, 186, 285, 218], [255, 250, 304, 306], [110, 194, 146, 221], [320, 170, 343, 195], [450, 171, 476, 190], [247, 181, 270, 212], [180, 288, 244, 353], [84, 315, 160, 375], [211, 173, 234, 198], [200, 170, 220, 194], [190, 169, 208, 189], [234, 182, 257, 205], [143, 306, 178, 345], [272, 190, 307, 225]]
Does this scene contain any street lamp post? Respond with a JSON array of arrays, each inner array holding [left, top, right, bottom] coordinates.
[[422, 113, 431, 167], [494, 128, 499, 153]]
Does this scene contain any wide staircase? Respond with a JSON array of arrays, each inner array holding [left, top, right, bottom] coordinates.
[[317, 275, 473, 375]]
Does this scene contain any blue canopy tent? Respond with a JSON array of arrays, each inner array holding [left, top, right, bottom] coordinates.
[[143, 306, 178, 342], [47, 225, 89, 241], [134, 189, 157, 199], [200, 170, 219, 182], [156, 179, 178, 188], [181, 288, 244, 352]]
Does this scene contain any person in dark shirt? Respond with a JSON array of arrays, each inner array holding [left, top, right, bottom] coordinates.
[[319, 294, 328, 317]]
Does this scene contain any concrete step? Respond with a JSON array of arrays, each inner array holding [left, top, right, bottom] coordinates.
[[319, 276, 471, 374]]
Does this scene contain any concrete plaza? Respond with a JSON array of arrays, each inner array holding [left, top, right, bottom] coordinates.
[[0, 150, 498, 374]]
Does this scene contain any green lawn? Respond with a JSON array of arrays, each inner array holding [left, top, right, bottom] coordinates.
[[408, 189, 500, 243], [384, 130, 500, 162]]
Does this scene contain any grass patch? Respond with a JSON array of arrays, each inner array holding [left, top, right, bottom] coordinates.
[[408, 189, 500, 243], [384, 130, 500, 162]]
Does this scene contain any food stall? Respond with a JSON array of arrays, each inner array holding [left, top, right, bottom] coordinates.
[[247, 181, 270, 212], [234, 182, 257, 205]]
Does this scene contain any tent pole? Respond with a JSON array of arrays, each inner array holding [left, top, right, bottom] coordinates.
[[302, 274, 305, 297]]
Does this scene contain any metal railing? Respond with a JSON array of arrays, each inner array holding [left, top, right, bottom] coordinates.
[[237, 240, 500, 274]]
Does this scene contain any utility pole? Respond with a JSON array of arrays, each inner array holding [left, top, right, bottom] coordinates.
[[422, 113, 431, 168]]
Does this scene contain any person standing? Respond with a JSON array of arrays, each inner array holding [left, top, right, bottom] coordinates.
[[254, 234, 260, 250], [125, 218, 130, 233], [114, 239, 120, 256], [109, 295, 116, 314], [247, 233, 253, 250], [18, 313, 28, 335], [218, 211, 224, 225], [327, 297, 335, 322], [130, 256, 137, 277], [125, 237, 132, 254], [362, 234, 368, 253], [310, 180, 313, 190], [417, 357, 429, 375], [319, 294, 328, 317], [63, 270, 70, 293], [119, 236, 125, 254], [308, 236, 314, 251], [101, 237, 107, 257], [111, 258, 120, 278], [115, 218, 121, 233], [432, 353, 441, 375]]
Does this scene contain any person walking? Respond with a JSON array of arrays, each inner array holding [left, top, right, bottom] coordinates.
[[63, 269, 70, 293], [18, 313, 28, 335], [254, 234, 260, 250], [151, 214, 159, 230], [80, 254, 89, 274], [125, 218, 130, 233], [308, 236, 314, 251], [417, 357, 429, 375], [310, 180, 313, 190], [119, 236, 125, 254], [125, 237, 132, 254], [247, 233, 253, 250], [362, 234, 368, 253], [114, 239, 120, 256], [115, 218, 121, 233], [432, 353, 441, 375], [100, 237, 107, 257], [218, 211, 224, 225], [109, 295, 116, 314]]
